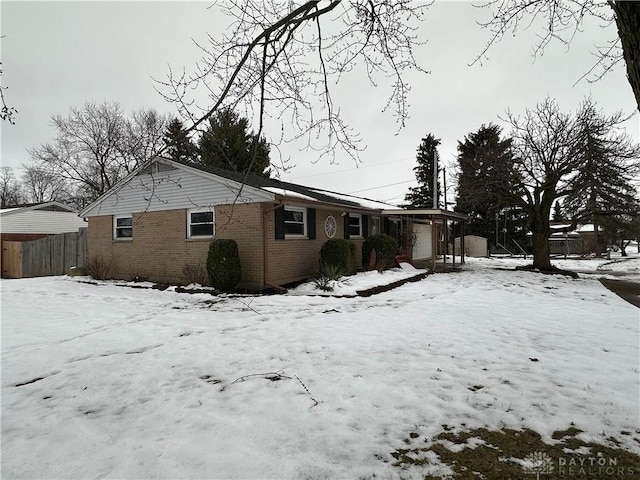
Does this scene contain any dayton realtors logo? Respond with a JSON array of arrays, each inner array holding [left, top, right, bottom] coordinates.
[[522, 451, 554, 479], [522, 451, 636, 478]]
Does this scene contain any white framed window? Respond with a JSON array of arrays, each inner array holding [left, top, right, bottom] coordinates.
[[284, 206, 307, 237], [113, 215, 133, 240], [188, 207, 215, 238], [348, 213, 362, 238], [371, 216, 381, 235]]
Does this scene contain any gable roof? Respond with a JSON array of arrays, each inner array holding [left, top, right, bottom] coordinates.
[[80, 157, 399, 217], [168, 159, 398, 210], [0, 201, 77, 216]]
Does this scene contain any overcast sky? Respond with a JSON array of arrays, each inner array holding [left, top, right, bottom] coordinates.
[[2, 0, 638, 206]]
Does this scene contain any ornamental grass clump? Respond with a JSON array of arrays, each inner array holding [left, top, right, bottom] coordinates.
[[313, 263, 345, 292]]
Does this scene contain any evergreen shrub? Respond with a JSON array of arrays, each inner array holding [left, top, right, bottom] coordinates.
[[206, 239, 241, 291], [319, 239, 357, 275], [362, 234, 398, 271]]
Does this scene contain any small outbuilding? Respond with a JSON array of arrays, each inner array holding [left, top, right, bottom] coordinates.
[[454, 235, 488, 258]]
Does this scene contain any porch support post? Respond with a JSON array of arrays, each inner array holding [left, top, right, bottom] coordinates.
[[432, 220, 437, 272], [452, 219, 456, 267], [461, 221, 466, 264]]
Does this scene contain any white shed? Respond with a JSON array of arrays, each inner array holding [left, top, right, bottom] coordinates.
[[455, 235, 488, 257]]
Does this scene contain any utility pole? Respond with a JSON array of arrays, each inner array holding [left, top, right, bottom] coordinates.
[[432, 150, 438, 210], [443, 168, 448, 262]]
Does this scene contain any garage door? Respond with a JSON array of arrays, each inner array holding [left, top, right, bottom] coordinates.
[[412, 223, 432, 260]]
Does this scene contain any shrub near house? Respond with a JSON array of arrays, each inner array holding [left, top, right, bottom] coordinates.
[[320, 239, 357, 275], [362, 234, 397, 271], [207, 239, 241, 291]]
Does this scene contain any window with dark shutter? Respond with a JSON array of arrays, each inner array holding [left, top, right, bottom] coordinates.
[[276, 206, 309, 238], [348, 213, 362, 238]]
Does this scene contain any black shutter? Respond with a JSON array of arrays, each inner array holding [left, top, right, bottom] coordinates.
[[307, 208, 316, 239], [362, 215, 369, 238], [383, 217, 391, 235], [274, 206, 285, 240], [343, 213, 350, 239]]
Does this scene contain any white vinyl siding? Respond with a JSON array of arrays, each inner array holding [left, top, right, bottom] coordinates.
[[187, 208, 214, 238], [81, 163, 275, 217], [0, 210, 86, 234]]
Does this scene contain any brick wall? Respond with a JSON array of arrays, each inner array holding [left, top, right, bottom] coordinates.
[[264, 206, 365, 286], [87, 202, 371, 289], [87, 203, 264, 289]]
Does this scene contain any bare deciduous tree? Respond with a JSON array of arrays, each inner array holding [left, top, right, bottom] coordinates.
[[157, 0, 429, 166], [475, 0, 640, 112], [501, 97, 639, 270], [0, 167, 24, 207], [120, 109, 169, 172], [21, 165, 71, 204], [28, 101, 168, 203], [501, 98, 582, 270], [1, 60, 17, 124]]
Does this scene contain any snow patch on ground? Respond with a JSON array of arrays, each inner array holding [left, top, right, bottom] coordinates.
[[289, 263, 425, 296], [1, 257, 638, 479]]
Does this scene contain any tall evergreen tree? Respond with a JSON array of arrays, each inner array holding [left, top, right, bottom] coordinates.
[[404, 134, 441, 208], [455, 124, 522, 244], [198, 108, 270, 177], [163, 118, 197, 163], [564, 99, 640, 255], [552, 201, 564, 222]]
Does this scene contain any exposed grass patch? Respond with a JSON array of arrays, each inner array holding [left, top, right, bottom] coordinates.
[[391, 426, 640, 479]]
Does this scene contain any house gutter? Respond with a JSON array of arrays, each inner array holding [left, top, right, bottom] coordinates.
[[262, 200, 287, 293]]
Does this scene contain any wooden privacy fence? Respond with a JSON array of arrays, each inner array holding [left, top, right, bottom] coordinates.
[[1, 228, 87, 279]]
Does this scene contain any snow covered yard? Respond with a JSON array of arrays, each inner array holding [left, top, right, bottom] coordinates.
[[1, 258, 638, 479]]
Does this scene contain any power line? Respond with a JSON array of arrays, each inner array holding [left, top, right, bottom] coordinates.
[[288, 157, 417, 182], [346, 179, 416, 195]]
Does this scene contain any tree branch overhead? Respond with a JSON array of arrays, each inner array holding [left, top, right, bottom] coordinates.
[[156, 1, 430, 165]]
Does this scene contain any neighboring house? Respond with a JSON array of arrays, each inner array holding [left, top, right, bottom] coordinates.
[[0, 201, 86, 241], [1, 202, 88, 278], [80, 157, 466, 289], [548, 229, 585, 256]]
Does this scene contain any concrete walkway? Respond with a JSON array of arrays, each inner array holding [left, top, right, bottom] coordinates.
[[599, 278, 640, 309]]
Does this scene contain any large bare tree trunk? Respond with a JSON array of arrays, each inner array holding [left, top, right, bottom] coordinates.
[[611, 1, 640, 112], [532, 229, 553, 270]]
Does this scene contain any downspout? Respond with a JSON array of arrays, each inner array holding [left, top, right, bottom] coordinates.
[[262, 201, 287, 292]]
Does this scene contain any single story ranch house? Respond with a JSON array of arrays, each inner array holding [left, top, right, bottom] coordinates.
[[80, 157, 467, 290]]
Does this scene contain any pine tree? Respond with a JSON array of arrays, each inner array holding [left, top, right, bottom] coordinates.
[[198, 108, 271, 177], [404, 134, 441, 208], [564, 99, 640, 255], [552, 201, 564, 222], [163, 118, 197, 163], [455, 124, 522, 243]]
